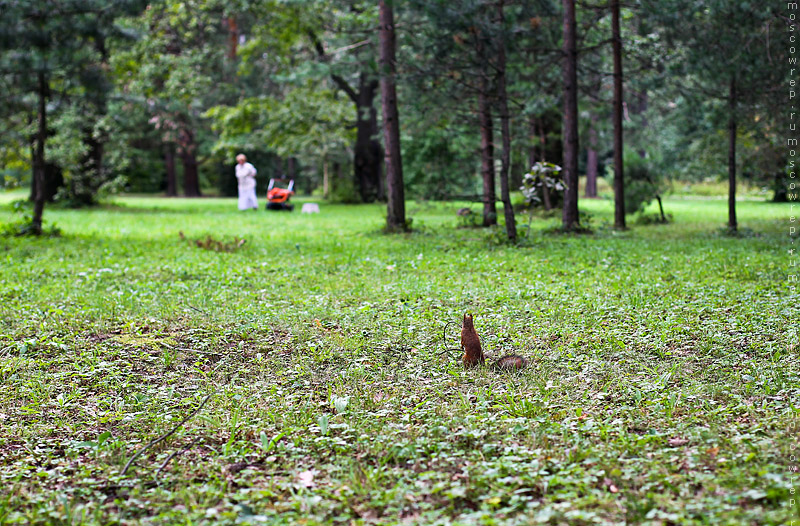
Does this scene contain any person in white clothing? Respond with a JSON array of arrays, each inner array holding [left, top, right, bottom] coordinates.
[[235, 154, 258, 210]]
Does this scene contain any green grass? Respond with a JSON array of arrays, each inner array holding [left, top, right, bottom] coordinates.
[[0, 191, 797, 525]]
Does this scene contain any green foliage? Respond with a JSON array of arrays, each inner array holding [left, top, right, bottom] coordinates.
[[520, 161, 565, 208], [634, 212, 673, 225], [607, 151, 666, 216], [638, 0, 788, 196], [0, 0, 148, 212], [1, 200, 61, 237], [0, 149, 27, 190], [326, 171, 360, 204], [48, 105, 129, 206], [207, 86, 355, 167], [402, 123, 476, 200]]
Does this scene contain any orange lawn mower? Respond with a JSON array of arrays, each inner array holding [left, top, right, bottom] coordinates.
[[266, 178, 295, 211]]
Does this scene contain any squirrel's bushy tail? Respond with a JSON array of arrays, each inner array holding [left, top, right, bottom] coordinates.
[[493, 355, 527, 370]]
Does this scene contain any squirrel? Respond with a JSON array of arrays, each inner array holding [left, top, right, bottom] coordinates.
[[461, 313, 527, 370]]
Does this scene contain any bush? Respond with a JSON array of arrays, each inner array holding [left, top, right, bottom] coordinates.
[[520, 162, 566, 210]]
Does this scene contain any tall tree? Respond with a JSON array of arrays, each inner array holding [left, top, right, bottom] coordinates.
[[611, 0, 625, 228], [642, 0, 786, 232], [561, 0, 580, 230], [306, 2, 385, 203], [585, 114, 599, 198], [379, 0, 406, 231], [478, 74, 497, 226], [472, 20, 497, 227], [727, 75, 737, 230], [117, 0, 256, 198], [495, 0, 517, 242], [0, 0, 146, 233]]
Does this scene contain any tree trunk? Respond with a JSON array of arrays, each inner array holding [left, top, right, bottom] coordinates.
[[181, 151, 200, 197], [165, 143, 177, 196], [30, 159, 62, 203], [287, 156, 297, 179], [31, 72, 49, 235], [179, 129, 201, 197], [322, 154, 329, 199], [354, 74, 384, 203], [539, 117, 547, 162], [611, 0, 626, 229], [561, 0, 580, 230], [585, 114, 598, 198], [332, 161, 341, 197], [728, 75, 737, 231], [226, 17, 238, 60], [479, 77, 497, 226], [495, 1, 516, 242], [181, 154, 200, 197], [636, 91, 648, 158], [542, 180, 553, 211], [528, 115, 537, 169], [379, 0, 406, 231]]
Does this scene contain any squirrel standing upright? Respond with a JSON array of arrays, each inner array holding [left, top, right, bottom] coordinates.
[[461, 313, 485, 367], [461, 313, 527, 370]]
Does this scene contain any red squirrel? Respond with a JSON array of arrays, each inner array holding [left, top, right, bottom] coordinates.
[[461, 313, 527, 370]]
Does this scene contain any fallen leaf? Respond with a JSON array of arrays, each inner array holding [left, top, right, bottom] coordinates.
[[668, 437, 689, 447], [603, 477, 619, 493], [297, 470, 316, 488]]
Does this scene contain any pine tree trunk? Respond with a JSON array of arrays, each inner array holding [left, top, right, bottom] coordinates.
[[77, 134, 103, 206], [322, 154, 329, 199], [495, 1, 516, 242], [528, 115, 537, 169], [31, 72, 48, 235], [288, 157, 297, 179], [379, 0, 406, 231], [539, 118, 547, 162], [728, 75, 737, 231], [332, 161, 341, 197], [561, 0, 580, 230], [611, 0, 626, 229], [479, 77, 497, 226], [165, 144, 177, 196], [585, 114, 598, 198]]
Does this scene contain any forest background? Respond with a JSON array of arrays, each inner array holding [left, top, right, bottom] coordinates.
[[0, 0, 791, 235]]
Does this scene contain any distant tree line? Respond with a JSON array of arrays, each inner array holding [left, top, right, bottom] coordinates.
[[0, 0, 789, 235]]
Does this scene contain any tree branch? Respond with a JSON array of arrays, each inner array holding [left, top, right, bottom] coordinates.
[[120, 394, 212, 477], [306, 29, 358, 103]]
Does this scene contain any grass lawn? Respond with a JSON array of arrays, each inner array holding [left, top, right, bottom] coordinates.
[[0, 191, 797, 525]]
